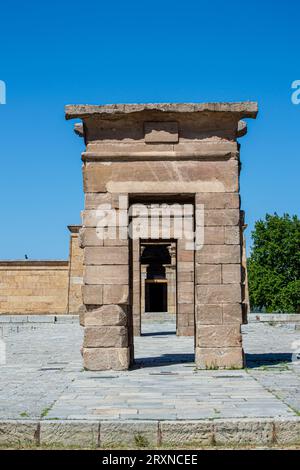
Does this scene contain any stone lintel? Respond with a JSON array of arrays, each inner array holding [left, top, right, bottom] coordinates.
[[65, 102, 258, 120]]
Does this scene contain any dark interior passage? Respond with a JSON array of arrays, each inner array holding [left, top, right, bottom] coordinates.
[[145, 282, 167, 312]]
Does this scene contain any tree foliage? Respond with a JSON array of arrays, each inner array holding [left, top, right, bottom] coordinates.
[[247, 213, 300, 313]]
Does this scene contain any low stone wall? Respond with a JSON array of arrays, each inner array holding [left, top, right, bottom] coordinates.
[[0, 261, 69, 314], [0, 418, 299, 448], [248, 313, 300, 323]]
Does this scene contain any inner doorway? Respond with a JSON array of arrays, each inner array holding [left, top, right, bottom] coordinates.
[[145, 282, 167, 312], [140, 240, 176, 333]]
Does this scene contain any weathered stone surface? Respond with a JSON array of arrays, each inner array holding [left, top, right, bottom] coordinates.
[[214, 419, 273, 445], [83, 347, 130, 370], [85, 192, 112, 209], [196, 245, 240, 264], [196, 304, 223, 325], [177, 282, 194, 304], [103, 285, 129, 304], [196, 264, 221, 284], [0, 262, 69, 314], [79, 227, 104, 247], [274, 418, 300, 445], [82, 285, 103, 305], [82, 209, 128, 228], [197, 325, 242, 348], [84, 265, 128, 285], [84, 326, 128, 348], [223, 303, 243, 323], [144, 121, 178, 143], [0, 420, 39, 446], [65, 102, 258, 119], [83, 160, 239, 194], [177, 249, 194, 262], [204, 226, 225, 245], [82, 305, 127, 327], [100, 421, 158, 447], [197, 284, 242, 304], [160, 421, 213, 446], [222, 264, 241, 284], [196, 192, 240, 209], [195, 347, 244, 369], [202, 209, 240, 226], [84, 246, 128, 265], [177, 325, 194, 336], [40, 421, 99, 448], [225, 226, 240, 245]]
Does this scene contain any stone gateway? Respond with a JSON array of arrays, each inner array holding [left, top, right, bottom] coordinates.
[[65, 102, 258, 370]]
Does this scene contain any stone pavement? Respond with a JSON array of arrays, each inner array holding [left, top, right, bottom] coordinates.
[[0, 320, 300, 423]]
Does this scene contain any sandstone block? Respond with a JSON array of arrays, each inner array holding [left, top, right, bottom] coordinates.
[[195, 346, 244, 369], [103, 285, 129, 304], [196, 245, 240, 264], [85, 192, 112, 209], [196, 192, 240, 209], [83, 347, 130, 370], [160, 421, 213, 446], [177, 261, 194, 273], [225, 226, 240, 244], [83, 160, 239, 194], [223, 303, 243, 323], [177, 325, 194, 336], [84, 326, 128, 348], [197, 284, 241, 304], [100, 421, 158, 447], [40, 421, 99, 448], [214, 419, 273, 445], [82, 285, 103, 305], [84, 246, 128, 265], [79, 304, 86, 326], [196, 304, 223, 325], [79, 228, 104, 247], [222, 264, 241, 284], [177, 271, 194, 282], [82, 209, 128, 228], [196, 325, 242, 348], [84, 265, 128, 285], [202, 209, 240, 226], [0, 420, 39, 446], [274, 418, 300, 445], [177, 250, 194, 262], [204, 226, 224, 245], [82, 305, 127, 327], [177, 282, 194, 304], [178, 303, 194, 314], [196, 264, 221, 284]]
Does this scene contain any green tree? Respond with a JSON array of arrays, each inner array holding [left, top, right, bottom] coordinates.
[[247, 213, 300, 313]]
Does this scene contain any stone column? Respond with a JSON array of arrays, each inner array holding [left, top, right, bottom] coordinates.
[[195, 192, 243, 369], [79, 193, 130, 370], [67, 225, 84, 313]]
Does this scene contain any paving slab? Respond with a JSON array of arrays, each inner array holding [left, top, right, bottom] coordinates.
[[0, 320, 299, 425]]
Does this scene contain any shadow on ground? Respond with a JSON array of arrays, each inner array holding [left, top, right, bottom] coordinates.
[[245, 353, 293, 368], [134, 353, 195, 368]]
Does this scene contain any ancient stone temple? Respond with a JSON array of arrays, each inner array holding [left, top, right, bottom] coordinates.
[[65, 102, 258, 370]]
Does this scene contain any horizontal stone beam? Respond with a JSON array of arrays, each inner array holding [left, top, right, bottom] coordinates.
[[65, 101, 258, 120]]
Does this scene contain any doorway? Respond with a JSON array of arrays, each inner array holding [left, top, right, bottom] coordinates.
[[145, 281, 167, 312]]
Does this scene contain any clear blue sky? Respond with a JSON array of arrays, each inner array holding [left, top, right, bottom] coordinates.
[[0, 0, 299, 259]]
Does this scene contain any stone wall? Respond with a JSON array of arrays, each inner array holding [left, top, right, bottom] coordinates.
[[0, 261, 69, 314], [0, 227, 84, 315]]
